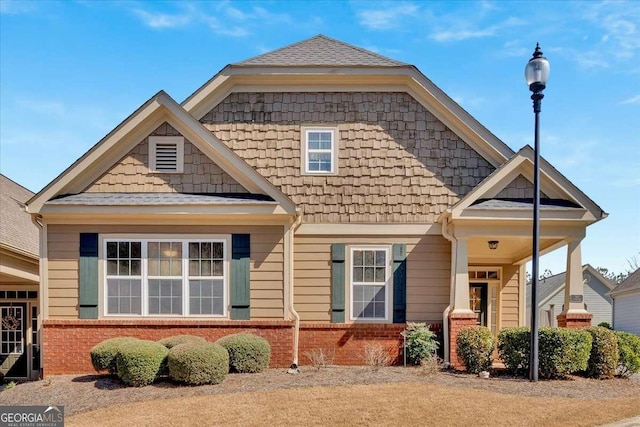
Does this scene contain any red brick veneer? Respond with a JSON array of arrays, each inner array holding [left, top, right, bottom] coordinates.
[[42, 320, 421, 376], [448, 312, 478, 370], [557, 312, 592, 329], [42, 320, 294, 376], [298, 323, 406, 366]]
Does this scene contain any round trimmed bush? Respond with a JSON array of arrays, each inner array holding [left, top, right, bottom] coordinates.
[[585, 326, 619, 379], [498, 327, 530, 376], [538, 327, 591, 379], [216, 333, 271, 373], [116, 340, 169, 387], [168, 342, 229, 385], [456, 326, 494, 374], [616, 331, 640, 377], [90, 337, 139, 375], [158, 335, 207, 349]]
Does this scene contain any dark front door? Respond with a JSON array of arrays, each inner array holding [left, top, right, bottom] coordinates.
[[469, 284, 488, 327], [1, 303, 28, 378]]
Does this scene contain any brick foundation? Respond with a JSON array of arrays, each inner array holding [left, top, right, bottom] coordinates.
[[557, 312, 592, 329], [298, 323, 407, 366], [42, 320, 432, 376], [448, 312, 478, 370], [42, 319, 294, 376]]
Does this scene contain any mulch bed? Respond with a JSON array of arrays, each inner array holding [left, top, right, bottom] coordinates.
[[1, 366, 638, 416]]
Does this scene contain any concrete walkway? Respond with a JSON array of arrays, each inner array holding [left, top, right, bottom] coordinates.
[[598, 416, 640, 427]]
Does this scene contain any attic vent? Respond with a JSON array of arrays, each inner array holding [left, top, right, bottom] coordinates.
[[149, 136, 184, 173]]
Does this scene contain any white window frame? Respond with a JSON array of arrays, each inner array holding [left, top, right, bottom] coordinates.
[[301, 126, 338, 175], [468, 266, 503, 336], [348, 246, 392, 323], [101, 235, 230, 319], [149, 136, 184, 173]]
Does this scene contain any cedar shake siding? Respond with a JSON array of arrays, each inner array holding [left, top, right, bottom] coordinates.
[[46, 224, 284, 320], [202, 92, 495, 223], [294, 235, 451, 324], [495, 174, 550, 199], [85, 122, 248, 194]]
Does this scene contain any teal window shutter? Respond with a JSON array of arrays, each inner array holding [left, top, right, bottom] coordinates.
[[393, 243, 407, 323], [79, 233, 99, 319], [331, 243, 346, 323], [230, 234, 251, 320]]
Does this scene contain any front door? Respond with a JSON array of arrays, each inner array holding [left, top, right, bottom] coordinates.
[[469, 284, 488, 327], [1, 303, 27, 378]]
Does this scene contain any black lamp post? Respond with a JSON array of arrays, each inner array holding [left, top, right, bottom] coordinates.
[[526, 43, 550, 382]]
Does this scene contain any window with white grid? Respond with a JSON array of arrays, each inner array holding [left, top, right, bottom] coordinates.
[[350, 248, 389, 321], [103, 238, 227, 317]]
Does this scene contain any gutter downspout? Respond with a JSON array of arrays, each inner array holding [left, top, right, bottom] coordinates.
[[440, 211, 456, 367], [30, 214, 44, 379], [287, 210, 303, 373]]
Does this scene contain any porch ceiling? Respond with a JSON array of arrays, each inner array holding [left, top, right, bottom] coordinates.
[[467, 236, 562, 265]]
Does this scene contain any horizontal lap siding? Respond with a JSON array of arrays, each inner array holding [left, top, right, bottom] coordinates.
[[501, 265, 520, 328], [46, 224, 284, 320], [294, 234, 450, 323]]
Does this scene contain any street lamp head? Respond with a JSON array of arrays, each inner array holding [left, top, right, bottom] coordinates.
[[525, 43, 550, 93]]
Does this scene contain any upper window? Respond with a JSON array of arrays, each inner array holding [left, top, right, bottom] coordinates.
[[301, 127, 338, 175], [350, 247, 390, 321], [104, 238, 227, 317], [149, 136, 184, 173]]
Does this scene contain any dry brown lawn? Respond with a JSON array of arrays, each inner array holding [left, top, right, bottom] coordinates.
[[66, 381, 640, 427], [3, 367, 639, 426]]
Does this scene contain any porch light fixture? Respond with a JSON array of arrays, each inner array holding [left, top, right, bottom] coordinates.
[[488, 240, 499, 250], [526, 43, 550, 382]]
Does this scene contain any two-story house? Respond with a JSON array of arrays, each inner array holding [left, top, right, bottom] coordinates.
[[23, 35, 606, 377]]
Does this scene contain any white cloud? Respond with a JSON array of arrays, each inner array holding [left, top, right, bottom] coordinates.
[[357, 3, 418, 30], [430, 16, 524, 42], [132, 8, 191, 29], [501, 40, 529, 58], [131, 3, 291, 37], [620, 94, 640, 105], [0, 0, 36, 15], [578, 1, 640, 67], [452, 95, 486, 109]]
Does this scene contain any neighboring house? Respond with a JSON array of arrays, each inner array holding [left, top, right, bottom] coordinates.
[[526, 265, 614, 328], [0, 174, 40, 379], [610, 268, 640, 336], [24, 35, 607, 375]]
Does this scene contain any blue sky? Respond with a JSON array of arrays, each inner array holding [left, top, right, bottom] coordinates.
[[1, 0, 638, 276]]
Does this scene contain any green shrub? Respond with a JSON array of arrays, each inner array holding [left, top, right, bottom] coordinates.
[[585, 327, 619, 379], [498, 327, 592, 378], [456, 326, 494, 374], [497, 327, 530, 376], [168, 343, 229, 385], [404, 323, 439, 365], [598, 322, 612, 329], [116, 340, 169, 387], [216, 333, 271, 373], [90, 337, 139, 375], [616, 331, 640, 377], [538, 327, 592, 379], [158, 335, 207, 349]]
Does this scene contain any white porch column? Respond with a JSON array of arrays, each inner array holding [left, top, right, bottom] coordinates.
[[562, 238, 588, 314], [451, 237, 473, 314]]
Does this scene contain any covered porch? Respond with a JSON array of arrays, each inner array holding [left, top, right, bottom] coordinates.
[[440, 147, 606, 368]]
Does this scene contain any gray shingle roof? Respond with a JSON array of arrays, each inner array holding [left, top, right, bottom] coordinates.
[[235, 34, 407, 67], [0, 174, 39, 256], [47, 193, 276, 206], [611, 268, 640, 295], [526, 264, 614, 307], [468, 198, 582, 210]]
